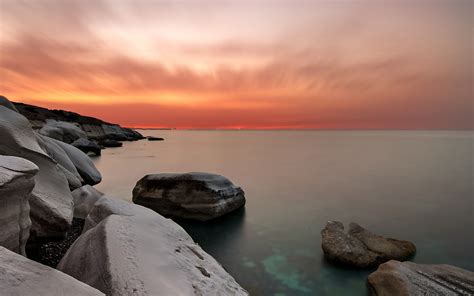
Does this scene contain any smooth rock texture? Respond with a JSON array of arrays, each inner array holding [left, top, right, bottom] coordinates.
[[71, 138, 102, 156], [0, 156, 38, 255], [368, 260, 474, 296], [59, 196, 248, 295], [321, 221, 416, 268], [39, 119, 87, 144], [36, 134, 83, 190], [133, 172, 246, 221], [53, 138, 102, 185], [0, 247, 104, 296], [71, 185, 104, 219], [0, 105, 73, 239]]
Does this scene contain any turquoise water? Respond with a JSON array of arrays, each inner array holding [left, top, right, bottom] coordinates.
[[93, 130, 473, 295]]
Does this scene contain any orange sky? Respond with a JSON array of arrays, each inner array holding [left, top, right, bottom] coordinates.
[[0, 0, 472, 129]]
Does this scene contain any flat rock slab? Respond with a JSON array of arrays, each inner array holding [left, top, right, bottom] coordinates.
[[0, 246, 103, 296], [321, 221, 416, 268], [58, 196, 248, 295], [368, 260, 474, 296], [132, 172, 246, 221]]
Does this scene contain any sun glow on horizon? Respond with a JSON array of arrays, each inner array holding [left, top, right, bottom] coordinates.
[[1, 0, 472, 129]]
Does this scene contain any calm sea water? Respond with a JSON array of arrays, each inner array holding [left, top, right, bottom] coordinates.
[[93, 130, 473, 296]]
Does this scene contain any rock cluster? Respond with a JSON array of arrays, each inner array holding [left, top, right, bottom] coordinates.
[[58, 195, 249, 295], [133, 172, 246, 221], [368, 260, 474, 296], [321, 221, 416, 268]]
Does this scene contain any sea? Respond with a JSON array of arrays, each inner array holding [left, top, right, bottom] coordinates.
[[92, 130, 473, 296]]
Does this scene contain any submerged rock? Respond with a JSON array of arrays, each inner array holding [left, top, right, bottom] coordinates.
[[58, 195, 248, 295], [367, 260, 474, 296], [0, 247, 103, 295], [132, 172, 246, 221], [71, 138, 102, 156], [71, 185, 104, 219], [321, 221, 416, 268], [0, 105, 73, 240], [0, 156, 38, 255]]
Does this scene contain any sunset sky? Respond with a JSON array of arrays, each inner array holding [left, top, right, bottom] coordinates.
[[0, 0, 472, 129]]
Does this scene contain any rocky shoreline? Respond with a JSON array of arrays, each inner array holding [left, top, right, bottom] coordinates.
[[1, 95, 473, 295]]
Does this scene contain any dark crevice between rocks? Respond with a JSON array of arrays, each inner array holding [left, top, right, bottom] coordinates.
[[25, 218, 85, 268]]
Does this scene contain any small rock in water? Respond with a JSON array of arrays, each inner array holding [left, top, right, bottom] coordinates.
[[99, 138, 123, 147], [321, 221, 416, 268], [132, 172, 246, 221], [367, 260, 474, 296], [147, 136, 164, 141]]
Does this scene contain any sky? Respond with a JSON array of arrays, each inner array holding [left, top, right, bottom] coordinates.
[[0, 0, 472, 129]]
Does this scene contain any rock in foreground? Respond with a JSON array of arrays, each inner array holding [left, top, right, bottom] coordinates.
[[133, 172, 246, 221], [0, 156, 38, 255], [58, 196, 248, 295], [321, 221, 416, 268], [0, 247, 103, 295], [367, 260, 474, 296], [0, 105, 74, 240]]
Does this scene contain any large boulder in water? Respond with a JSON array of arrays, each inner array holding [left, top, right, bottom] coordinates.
[[0, 247, 104, 295], [58, 195, 248, 295], [39, 119, 86, 144], [367, 260, 474, 295], [0, 156, 38, 255], [132, 172, 246, 221], [0, 105, 73, 239], [321, 221, 416, 268]]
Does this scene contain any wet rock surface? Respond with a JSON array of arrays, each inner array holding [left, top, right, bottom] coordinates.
[[321, 221, 416, 268]]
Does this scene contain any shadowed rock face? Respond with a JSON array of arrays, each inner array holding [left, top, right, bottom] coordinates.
[[14, 101, 144, 141], [321, 221, 416, 268], [0, 156, 38, 255], [0, 247, 104, 296], [368, 260, 474, 296], [58, 196, 248, 296], [0, 105, 74, 240], [132, 172, 246, 221]]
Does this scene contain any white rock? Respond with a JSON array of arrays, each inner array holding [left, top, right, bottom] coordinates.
[[36, 133, 83, 190], [0, 247, 104, 296], [71, 185, 104, 219], [53, 138, 102, 185], [39, 119, 87, 144], [0, 106, 73, 239], [0, 156, 38, 255], [59, 196, 248, 295]]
